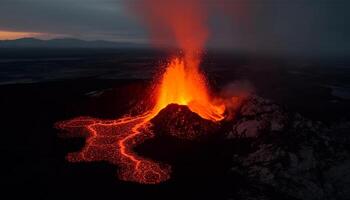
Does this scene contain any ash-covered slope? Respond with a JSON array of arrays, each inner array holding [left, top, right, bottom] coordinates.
[[151, 104, 219, 140], [226, 95, 350, 200]]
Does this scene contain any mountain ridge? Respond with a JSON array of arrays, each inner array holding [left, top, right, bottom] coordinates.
[[0, 38, 147, 49]]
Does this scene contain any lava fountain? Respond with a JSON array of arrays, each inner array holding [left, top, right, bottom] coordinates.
[[153, 57, 225, 121]]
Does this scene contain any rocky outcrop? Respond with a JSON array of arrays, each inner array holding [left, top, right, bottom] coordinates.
[[227, 95, 289, 139]]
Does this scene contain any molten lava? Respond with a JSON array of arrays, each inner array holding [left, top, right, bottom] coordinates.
[[57, 115, 171, 184], [56, 56, 226, 184], [153, 58, 225, 121]]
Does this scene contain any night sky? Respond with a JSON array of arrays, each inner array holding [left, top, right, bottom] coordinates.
[[0, 0, 349, 56]]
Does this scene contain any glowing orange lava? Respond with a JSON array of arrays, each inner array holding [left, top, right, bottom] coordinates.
[[153, 57, 225, 121], [56, 56, 225, 184], [57, 114, 171, 184]]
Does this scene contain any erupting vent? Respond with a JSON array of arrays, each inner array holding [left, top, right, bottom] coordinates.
[[154, 58, 225, 121]]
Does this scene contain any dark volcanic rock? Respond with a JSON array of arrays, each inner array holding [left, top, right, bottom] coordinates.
[[150, 104, 220, 140], [226, 95, 350, 200], [227, 95, 289, 139]]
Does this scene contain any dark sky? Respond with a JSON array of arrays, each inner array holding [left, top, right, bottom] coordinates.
[[0, 0, 349, 56]]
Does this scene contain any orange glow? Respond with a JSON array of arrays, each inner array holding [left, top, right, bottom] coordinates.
[[56, 115, 170, 184], [0, 30, 42, 40], [152, 57, 225, 121]]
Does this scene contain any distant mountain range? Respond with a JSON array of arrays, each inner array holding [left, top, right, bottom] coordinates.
[[0, 38, 147, 49]]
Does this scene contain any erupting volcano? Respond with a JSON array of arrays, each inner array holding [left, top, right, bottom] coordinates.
[[56, 0, 230, 184], [56, 55, 227, 184]]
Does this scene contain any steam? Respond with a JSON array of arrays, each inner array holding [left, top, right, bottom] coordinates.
[[221, 80, 255, 99], [220, 80, 255, 119]]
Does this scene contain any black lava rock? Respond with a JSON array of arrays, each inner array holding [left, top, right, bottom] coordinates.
[[150, 104, 220, 140], [226, 95, 350, 200]]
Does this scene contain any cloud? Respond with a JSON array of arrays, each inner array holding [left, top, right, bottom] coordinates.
[[0, 0, 349, 56], [0, 0, 146, 42]]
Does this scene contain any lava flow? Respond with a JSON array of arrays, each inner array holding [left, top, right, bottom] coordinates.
[[56, 57, 226, 184], [56, 114, 171, 184]]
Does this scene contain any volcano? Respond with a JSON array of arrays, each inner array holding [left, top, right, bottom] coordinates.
[[55, 0, 232, 184], [56, 56, 234, 184]]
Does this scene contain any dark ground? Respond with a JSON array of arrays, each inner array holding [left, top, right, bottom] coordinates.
[[1, 48, 350, 199]]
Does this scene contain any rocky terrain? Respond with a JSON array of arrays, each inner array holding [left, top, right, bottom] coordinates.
[[85, 85, 350, 199], [226, 95, 350, 200]]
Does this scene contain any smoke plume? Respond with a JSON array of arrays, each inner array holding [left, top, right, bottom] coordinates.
[[128, 0, 209, 69]]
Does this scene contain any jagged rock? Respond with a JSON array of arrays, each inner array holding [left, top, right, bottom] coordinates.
[[226, 95, 350, 200], [227, 95, 288, 139], [150, 104, 219, 140]]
